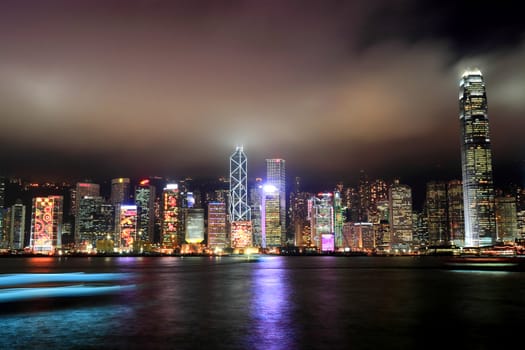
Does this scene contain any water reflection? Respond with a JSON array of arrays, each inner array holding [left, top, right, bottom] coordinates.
[[248, 257, 297, 350]]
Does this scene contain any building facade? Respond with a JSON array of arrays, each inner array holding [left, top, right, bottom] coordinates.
[[495, 196, 518, 243], [161, 184, 182, 248], [110, 178, 131, 205], [30, 196, 63, 254], [230, 146, 251, 221], [135, 179, 156, 243], [266, 159, 286, 246], [389, 180, 413, 245], [207, 202, 228, 251], [459, 69, 497, 247]]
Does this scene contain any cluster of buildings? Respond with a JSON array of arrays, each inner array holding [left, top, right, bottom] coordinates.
[[0, 69, 524, 255]]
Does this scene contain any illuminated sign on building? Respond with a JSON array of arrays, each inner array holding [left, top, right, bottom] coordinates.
[[185, 208, 204, 244], [162, 185, 180, 247], [321, 234, 335, 252], [231, 221, 253, 249], [30, 196, 63, 254], [118, 205, 137, 249]]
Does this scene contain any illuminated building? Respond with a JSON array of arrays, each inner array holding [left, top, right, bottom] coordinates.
[[459, 69, 497, 247], [117, 205, 137, 250], [389, 179, 413, 245], [368, 179, 388, 224], [358, 170, 370, 222], [161, 184, 182, 248], [9, 201, 26, 249], [78, 196, 114, 249], [426, 181, 449, 246], [30, 196, 63, 254], [290, 189, 312, 247], [412, 211, 428, 245], [249, 178, 263, 247], [73, 182, 100, 244], [231, 221, 253, 249], [517, 210, 525, 238], [185, 192, 196, 208], [0, 177, 5, 208], [262, 184, 281, 248], [207, 202, 228, 250], [376, 220, 391, 249], [230, 146, 251, 221], [266, 159, 286, 246], [345, 223, 374, 251], [0, 209, 6, 247], [185, 208, 204, 244], [309, 193, 334, 252], [495, 196, 518, 243], [135, 179, 156, 243], [333, 191, 345, 248], [447, 180, 464, 246], [110, 178, 131, 205], [345, 186, 360, 222]]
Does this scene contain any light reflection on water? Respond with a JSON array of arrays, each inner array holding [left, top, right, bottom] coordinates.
[[248, 257, 296, 350], [1, 256, 525, 349]]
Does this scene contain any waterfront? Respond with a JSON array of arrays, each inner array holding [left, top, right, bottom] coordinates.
[[1, 256, 525, 349]]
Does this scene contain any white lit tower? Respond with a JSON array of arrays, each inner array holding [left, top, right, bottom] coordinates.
[[459, 69, 497, 247], [229, 146, 251, 221], [266, 158, 286, 246]]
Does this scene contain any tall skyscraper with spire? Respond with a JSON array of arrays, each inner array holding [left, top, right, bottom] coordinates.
[[459, 69, 497, 247], [229, 146, 250, 221]]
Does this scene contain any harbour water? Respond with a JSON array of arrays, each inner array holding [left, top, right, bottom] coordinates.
[[1, 255, 524, 349]]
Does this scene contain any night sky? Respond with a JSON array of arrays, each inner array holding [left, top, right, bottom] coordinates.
[[1, 0, 524, 194]]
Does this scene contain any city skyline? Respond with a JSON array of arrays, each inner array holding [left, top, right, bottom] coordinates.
[[1, 1, 525, 192]]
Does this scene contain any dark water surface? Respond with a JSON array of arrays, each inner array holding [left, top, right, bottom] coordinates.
[[1, 256, 525, 349]]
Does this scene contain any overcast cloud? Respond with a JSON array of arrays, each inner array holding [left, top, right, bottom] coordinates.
[[0, 0, 524, 190]]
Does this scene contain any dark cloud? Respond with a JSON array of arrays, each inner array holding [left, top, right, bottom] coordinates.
[[0, 0, 524, 192]]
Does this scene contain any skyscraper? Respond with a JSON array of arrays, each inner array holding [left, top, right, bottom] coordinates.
[[495, 196, 518, 243], [110, 178, 131, 205], [309, 193, 335, 252], [207, 202, 228, 251], [30, 196, 63, 254], [459, 69, 497, 247], [135, 179, 156, 243], [249, 178, 263, 247], [117, 205, 137, 251], [161, 184, 181, 248], [185, 208, 205, 244], [266, 158, 286, 246], [0, 177, 5, 208], [78, 196, 114, 249], [447, 180, 464, 246], [262, 184, 281, 248], [426, 181, 449, 246], [9, 200, 26, 250], [389, 179, 413, 245], [73, 182, 100, 244], [230, 146, 250, 222]]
